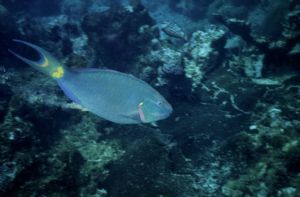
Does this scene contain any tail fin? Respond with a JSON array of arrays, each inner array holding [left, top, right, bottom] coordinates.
[[8, 39, 65, 78]]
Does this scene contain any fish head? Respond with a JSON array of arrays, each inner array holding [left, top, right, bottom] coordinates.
[[138, 96, 173, 123]]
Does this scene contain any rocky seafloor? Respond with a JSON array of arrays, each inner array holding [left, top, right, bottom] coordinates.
[[0, 0, 300, 196]]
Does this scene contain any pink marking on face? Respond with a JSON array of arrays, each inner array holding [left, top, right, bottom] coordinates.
[[138, 103, 146, 122]]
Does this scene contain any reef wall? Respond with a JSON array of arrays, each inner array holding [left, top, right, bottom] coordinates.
[[0, 0, 299, 196]]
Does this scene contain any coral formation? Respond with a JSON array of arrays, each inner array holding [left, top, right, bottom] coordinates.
[[214, 3, 300, 74], [81, 3, 157, 71], [220, 82, 300, 196], [0, 0, 299, 196], [144, 41, 183, 86], [182, 27, 225, 90]]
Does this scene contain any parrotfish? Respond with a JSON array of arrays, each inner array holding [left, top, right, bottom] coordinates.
[[9, 40, 172, 124], [161, 22, 187, 41]]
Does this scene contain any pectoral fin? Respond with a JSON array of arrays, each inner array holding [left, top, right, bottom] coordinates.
[[57, 80, 82, 105], [119, 111, 141, 123], [65, 102, 89, 112], [150, 122, 158, 127]]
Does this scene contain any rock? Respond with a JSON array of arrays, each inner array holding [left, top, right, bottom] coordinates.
[[81, 4, 156, 71], [182, 27, 225, 91], [277, 187, 297, 197], [213, 10, 300, 73]]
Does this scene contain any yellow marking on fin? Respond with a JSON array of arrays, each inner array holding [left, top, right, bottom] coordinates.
[[51, 66, 64, 78], [40, 56, 49, 67]]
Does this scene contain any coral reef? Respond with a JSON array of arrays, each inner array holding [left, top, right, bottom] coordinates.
[[182, 26, 226, 90], [142, 39, 183, 86], [0, 0, 299, 196], [213, 2, 300, 74], [0, 90, 124, 196], [0, 162, 17, 194], [221, 95, 300, 196], [81, 3, 157, 71]]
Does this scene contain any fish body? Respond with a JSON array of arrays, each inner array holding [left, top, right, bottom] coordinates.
[[162, 22, 187, 41], [9, 40, 172, 124], [58, 69, 171, 124]]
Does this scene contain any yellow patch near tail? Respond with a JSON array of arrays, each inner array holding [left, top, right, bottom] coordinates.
[[52, 66, 64, 78]]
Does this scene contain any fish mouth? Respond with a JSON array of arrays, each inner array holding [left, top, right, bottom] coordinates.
[[166, 103, 173, 115], [161, 104, 173, 119]]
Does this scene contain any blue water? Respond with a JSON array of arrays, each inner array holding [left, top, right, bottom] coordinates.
[[0, 0, 299, 196]]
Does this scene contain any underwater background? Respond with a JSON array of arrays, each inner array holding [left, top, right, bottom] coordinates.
[[0, 0, 300, 196]]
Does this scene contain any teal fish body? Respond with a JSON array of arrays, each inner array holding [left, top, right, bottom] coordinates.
[[9, 40, 173, 124], [58, 69, 172, 124]]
